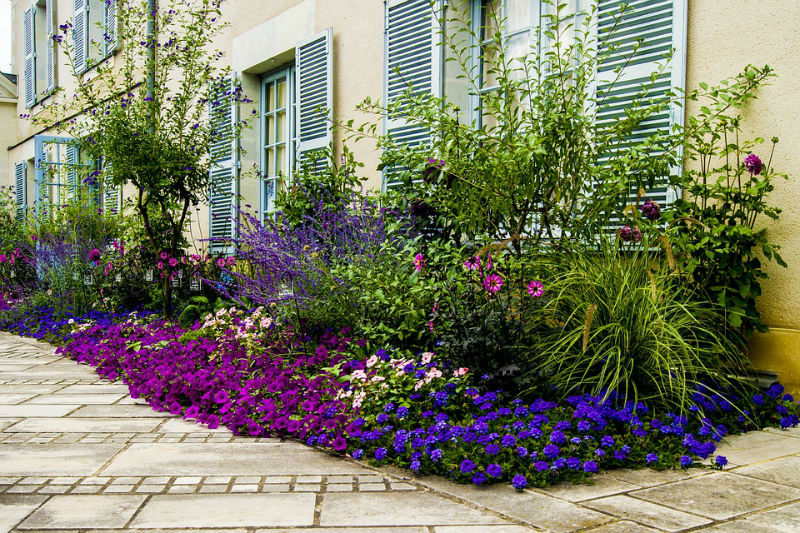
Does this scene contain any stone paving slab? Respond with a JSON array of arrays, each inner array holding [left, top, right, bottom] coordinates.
[[131, 493, 316, 528], [713, 429, 800, 465], [17, 495, 146, 529], [0, 443, 125, 476], [319, 491, 509, 527], [0, 405, 80, 418], [101, 443, 371, 476], [5, 418, 161, 433], [66, 404, 170, 418], [583, 494, 712, 531], [0, 394, 37, 404], [631, 472, 800, 520], [25, 393, 126, 405], [731, 455, 800, 488]]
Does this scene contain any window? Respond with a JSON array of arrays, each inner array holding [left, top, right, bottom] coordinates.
[[24, 0, 55, 107], [34, 136, 99, 216], [73, 0, 118, 73], [260, 67, 294, 216]]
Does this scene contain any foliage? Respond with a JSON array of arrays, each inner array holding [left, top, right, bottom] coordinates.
[[664, 78, 786, 337], [30, 0, 251, 316], [522, 240, 753, 412], [275, 145, 367, 227]]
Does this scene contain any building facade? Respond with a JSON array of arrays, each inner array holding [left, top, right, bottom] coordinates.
[[3, 0, 800, 390]]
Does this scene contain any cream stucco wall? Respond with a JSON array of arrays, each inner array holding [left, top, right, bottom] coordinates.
[[0, 98, 18, 189], [686, 0, 800, 389]]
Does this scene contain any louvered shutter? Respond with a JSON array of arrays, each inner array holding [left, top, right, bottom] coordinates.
[[295, 28, 333, 174], [14, 162, 27, 219], [595, 0, 687, 209], [73, 0, 88, 73], [105, 0, 119, 54], [24, 7, 36, 108], [383, 0, 442, 189], [46, 0, 56, 93], [208, 74, 238, 253], [66, 143, 79, 200], [102, 164, 121, 213]]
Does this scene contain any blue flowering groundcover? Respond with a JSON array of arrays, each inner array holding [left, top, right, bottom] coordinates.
[[2, 304, 799, 491]]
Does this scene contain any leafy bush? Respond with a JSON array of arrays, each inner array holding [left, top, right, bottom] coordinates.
[[666, 84, 786, 337], [523, 241, 753, 412]]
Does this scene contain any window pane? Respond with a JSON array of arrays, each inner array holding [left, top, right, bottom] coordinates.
[[276, 111, 286, 143], [266, 82, 275, 112], [265, 115, 274, 145], [276, 78, 287, 109], [505, 0, 530, 34], [264, 146, 273, 176], [276, 145, 286, 176]]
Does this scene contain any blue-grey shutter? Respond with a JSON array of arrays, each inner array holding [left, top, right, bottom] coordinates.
[[73, 0, 88, 73], [102, 164, 120, 213], [66, 143, 79, 200], [208, 74, 238, 253], [14, 162, 27, 219], [596, 0, 687, 208], [24, 7, 36, 108], [46, 0, 56, 93], [104, 0, 118, 54], [383, 0, 442, 189], [295, 28, 332, 174]]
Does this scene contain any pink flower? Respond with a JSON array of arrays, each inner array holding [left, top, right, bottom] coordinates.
[[413, 253, 425, 273], [226, 256, 236, 266], [428, 320, 435, 332], [454, 367, 469, 377], [88, 248, 102, 262], [527, 280, 544, 298], [744, 153, 763, 175], [169, 257, 178, 267], [463, 256, 480, 270], [483, 273, 503, 293], [160, 251, 168, 260], [157, 261, 164, 270], [485, 252, 493, 271], [216, 258, 226, 268]]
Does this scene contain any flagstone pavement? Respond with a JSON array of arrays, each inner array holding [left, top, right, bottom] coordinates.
[[1, 332, 800, 532]]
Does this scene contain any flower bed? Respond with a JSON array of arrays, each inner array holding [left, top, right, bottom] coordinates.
[[3, 305, 794, 491]]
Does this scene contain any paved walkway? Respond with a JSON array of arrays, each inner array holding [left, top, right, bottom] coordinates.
[[0, 332, 799, 532]]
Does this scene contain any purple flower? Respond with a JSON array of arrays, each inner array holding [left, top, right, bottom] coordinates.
[[534, 461, 549, 472], [543, 444, 560, 458], [646, 453, 659, 464], [715, 455, 728, 468], [460, 459, 476, 474], [511, 474, 527, 490], [375, 447, 387, 461], [744, 153, 763, 175], [679, 455, 692, 468], [486, 463, 502, 478], [485, 444, 500, 456], [352, 449, 364, 460], [640, 199, 661, 220], [619, 225, 642, 243], [583, 461, 598, 473], [472, 472, 487, 486]]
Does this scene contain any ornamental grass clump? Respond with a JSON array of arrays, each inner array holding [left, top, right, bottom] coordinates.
[[523, 240, 753, 413]]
